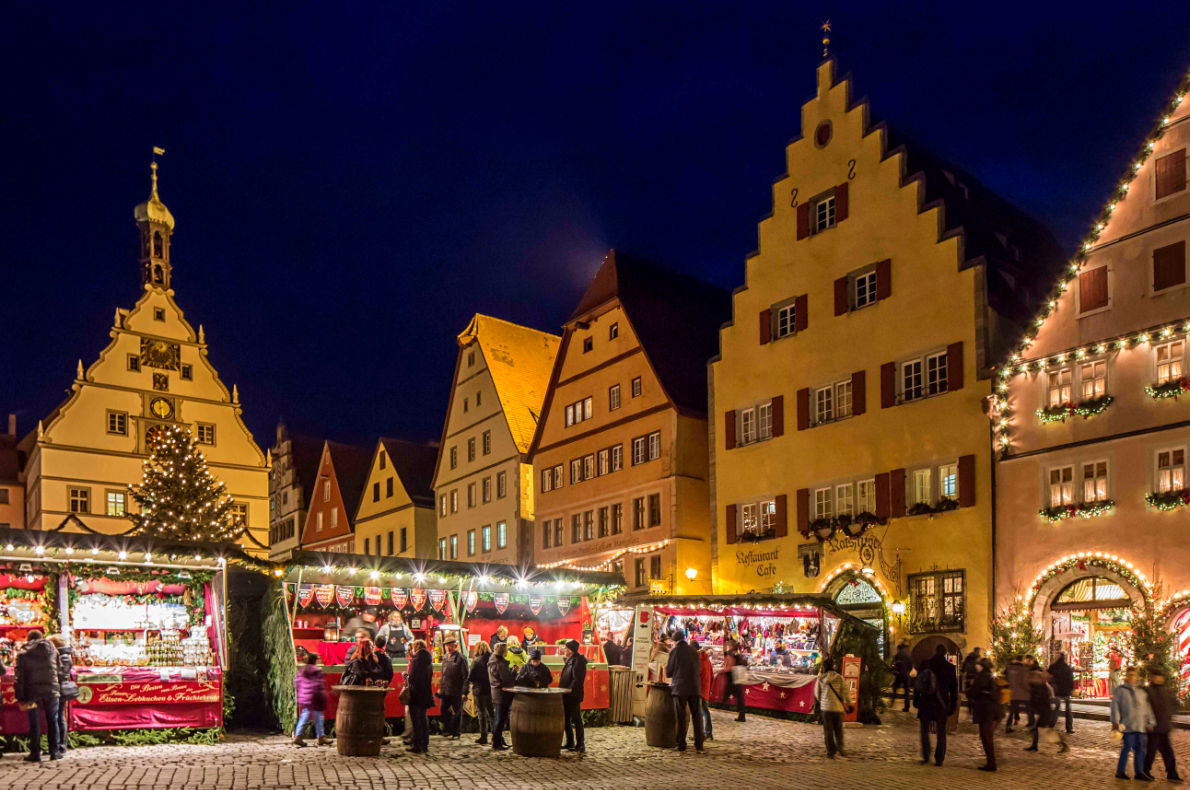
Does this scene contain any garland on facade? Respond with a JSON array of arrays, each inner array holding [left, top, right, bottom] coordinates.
[[1146, 378, 1190, 400], [907, 498, 959, 517], [1146, 490, 1190, 511], [808, 511, 885, 542], [1028, 555, 1150, 611], [1038, 499, 1116, 522], [989, 599, 1044, 672], [1036, 395, 1114, 423]]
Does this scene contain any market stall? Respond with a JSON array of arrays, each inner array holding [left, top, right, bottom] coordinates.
[[618, 594, 881, 720], [283, 552, 623, 721]]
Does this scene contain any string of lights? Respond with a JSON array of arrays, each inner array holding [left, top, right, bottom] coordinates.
[[535, 539, 670, 572]]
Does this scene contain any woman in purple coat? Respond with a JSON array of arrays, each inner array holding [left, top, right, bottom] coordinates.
[[294, 653, 330, 747]]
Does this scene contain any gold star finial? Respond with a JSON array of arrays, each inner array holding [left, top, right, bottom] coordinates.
[[821, 20, 831, 59]]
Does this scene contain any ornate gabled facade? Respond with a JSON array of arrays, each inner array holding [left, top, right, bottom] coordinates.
[[353, 437, 438, 559], [431, 315, 559, 567], [268, 422, 324, 561], [710, 60, 1062, 659], [20, 160, 270, 554], [992, 67, 1190, 688]]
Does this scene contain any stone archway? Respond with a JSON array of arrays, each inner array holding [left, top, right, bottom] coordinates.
[[823, 570, 889, 656], [911, 634, 960, 667], [1030, 559, 1146, 649]]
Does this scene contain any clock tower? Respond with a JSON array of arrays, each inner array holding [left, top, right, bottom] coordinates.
[[19, 154, 271, 555]]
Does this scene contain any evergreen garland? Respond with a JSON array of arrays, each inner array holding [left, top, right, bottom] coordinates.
[[989, 598, 1043, 672], [129, 424, 243, 542]]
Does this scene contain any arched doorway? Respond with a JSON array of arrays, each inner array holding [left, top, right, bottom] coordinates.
[[911, 634, 960, 667], [1030, 558, 1146, 699], [824, 571, 888, 657]]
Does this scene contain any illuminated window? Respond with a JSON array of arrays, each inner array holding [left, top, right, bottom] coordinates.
[[1157, 341, 1184, 384], [439, 539, 446, 560], [857, 479, 877, 513], [1157, 449, 1186, 493], [1083, 461, 1108, 502], [106, 491, 126, 517], [939, 463, 958, 500], [814, 488, 832, 520], [482, 477, 491, 503], [450, 534, 458, 560], [1080, 360, 1106, 400], [541, 469, 553, 493], [450, 489, 458, 513], [1049, 466, 1074, 507], [496, 471, 507, 499], [835, 484, 854, 516], [496, 521, 507, 548], [482, 525, 491, 552], [912, 469, 932, 505], [609, 384, 621, 411], [1047, 368, 1073, 407]]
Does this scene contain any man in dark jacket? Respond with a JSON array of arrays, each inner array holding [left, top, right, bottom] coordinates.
[[560, 640, 588, 753], [891, 643, 913, 712], [487, 643, 517, 751], [1048, 651, 1076, 734], [516, 649, 553, 688], [50, 634, 78, 759], [960, 647, 981, 717], [405, 639, 434, 753], [664, 630, 704, 753], [1144, 666, 1182, 782], [966, 657, 1002, 772], [602, 636, 620, 666], [468, 644, 493, 745], [15, 630, 61, 762], [437, 637, 468, 738], [913, 645, 957, 766], [372, 635, 395, 685]]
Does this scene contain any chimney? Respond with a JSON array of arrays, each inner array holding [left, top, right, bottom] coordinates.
[[6, 414, 14, 437]]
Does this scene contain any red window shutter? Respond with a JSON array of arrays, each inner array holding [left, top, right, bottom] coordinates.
[[797, 202, 811, 240], [835, 183, 849, 222], [724, 410, 736, 450], [796, 489, 810, 535], [1154, 241, 1186, 291], [794, 294, 808, 332], [958, 454, 976, 508], [725, 504, 737, 544], [880, 362, 896, 408], [759, 308, 771, 344], [1156, 149, 1187, 200], [771, 395, 785, 437], [851, 370, 866, 415], [1078, 266, 1109, 313], [876, 258, 892, 300], [874, 473, 890, 520], [796, 388, 810, 431], [947, 342, 964, 391], [774, 494, 788, 537], [834, 276, 849, 316], [889, 468, 906, 518]]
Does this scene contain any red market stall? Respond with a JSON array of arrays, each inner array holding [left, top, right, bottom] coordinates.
[[0, 569, 59, 734], [283, 552, 623, 720]]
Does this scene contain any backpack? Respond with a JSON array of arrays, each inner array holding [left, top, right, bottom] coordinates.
[[915, 667, 944, 708]]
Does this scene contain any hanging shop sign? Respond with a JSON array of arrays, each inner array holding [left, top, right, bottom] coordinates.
[[335, 585, 354, 608], [410, 588, 427, 611], [556, 596, 571, 616], [493, 592, 509, 615], [364, 587, 382, 606], [315, 584, 335, 608], [298, 584, 315, 608], [465, 590, 478, 613], [428, 589, 446, 612], [390, 587, 408, 609], [529, 595, 543, 616]]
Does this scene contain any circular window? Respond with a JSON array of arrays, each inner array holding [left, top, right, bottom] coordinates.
[[814, 121, 832, 148]]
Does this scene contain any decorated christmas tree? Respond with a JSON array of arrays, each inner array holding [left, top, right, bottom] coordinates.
[[989, 598, 1043, 672], [1130, 585, 1183, 687], [129, 424, 242, 542]]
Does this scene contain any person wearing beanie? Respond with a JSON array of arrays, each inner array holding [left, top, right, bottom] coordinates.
[[516, 648, 553, 688], [560, 639, 588, 753], [437, 636, 468, 739], [665, 630, 704, 753]]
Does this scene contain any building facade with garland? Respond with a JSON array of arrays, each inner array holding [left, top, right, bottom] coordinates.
[[19, 160, 270, 555], [708, 60, 1063, 661], [992, 66, 1190, 693]]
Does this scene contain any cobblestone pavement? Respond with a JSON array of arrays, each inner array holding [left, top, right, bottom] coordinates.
[[0, 708, 1185, 789]]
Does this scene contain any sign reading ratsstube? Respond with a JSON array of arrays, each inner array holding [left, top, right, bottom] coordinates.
[[736, 547, 779, 578]]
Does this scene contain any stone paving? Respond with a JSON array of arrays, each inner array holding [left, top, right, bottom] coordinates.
[[0, 708, 1185, 789]]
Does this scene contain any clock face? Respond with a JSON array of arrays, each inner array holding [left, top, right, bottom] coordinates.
[[149, 397, 173, 420]]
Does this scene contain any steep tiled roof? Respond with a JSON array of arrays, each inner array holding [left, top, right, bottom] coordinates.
[[0, 434, 21, 483], [458, 315, 560, 454], [325, 441, 374, 525], [573, 250, 732, 417], [378, 437, 439, 508], [287, 433, 326, 505]]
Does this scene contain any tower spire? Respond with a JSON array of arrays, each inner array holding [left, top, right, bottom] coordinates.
[[821, 19, 831, 59], [134, 147, 176, 290]]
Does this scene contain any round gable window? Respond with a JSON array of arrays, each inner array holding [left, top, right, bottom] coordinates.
[[814, 121, 832, 148]]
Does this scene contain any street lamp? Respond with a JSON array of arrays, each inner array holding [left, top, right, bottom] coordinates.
[[685, 567, 698, 581]]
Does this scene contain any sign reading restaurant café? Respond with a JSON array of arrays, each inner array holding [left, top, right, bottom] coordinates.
[[736, 547, 779, 578]]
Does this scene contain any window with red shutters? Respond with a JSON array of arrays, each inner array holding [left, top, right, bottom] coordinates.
[[834, 276, 849, 316], [1078, 266, 1109, 313], [794, 294, 808, 332], [771, 395, 785, 437], [796, 388, 810, 431], [874, 473, 890, 520], [876, 258, 892, 300], [759, 308, 772, 344], [851, 370, 866, 415], [880, 362, 896, 408], [797, 202, 811, 240], [724, 410, 736, 450], [958, 455, 976, 507], [835, 182, 849, 222], [946, 342, 964, 391], [1156, 149, 1187, 200], [1154, 241, 1186, 292], [889, 468, 906, 517], [774, 494, 788, 537], [796, 489, 810, 535], [725, 504, 737, 544]]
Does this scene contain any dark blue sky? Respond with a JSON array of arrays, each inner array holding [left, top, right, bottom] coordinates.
[[3, 3, 1190, 448]]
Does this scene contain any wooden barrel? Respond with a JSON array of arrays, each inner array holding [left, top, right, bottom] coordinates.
[[332, 685, 388, 756], [509, 689, 565, 758], [644, 682, 675, 748]]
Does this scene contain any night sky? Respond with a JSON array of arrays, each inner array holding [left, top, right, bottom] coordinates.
[[4, 3, 1190, 449]]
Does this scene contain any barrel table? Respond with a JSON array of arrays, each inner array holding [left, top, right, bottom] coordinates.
[[644, 681, 676, 748], [332, 685, 390, 756], [508, 686, 567, 758]]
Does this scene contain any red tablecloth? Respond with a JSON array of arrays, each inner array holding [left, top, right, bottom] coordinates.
[[709, 668, 817, 714]]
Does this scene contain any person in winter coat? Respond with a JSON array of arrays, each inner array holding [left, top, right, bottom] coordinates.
[[602, 636, 621, 666], [1112, 665, 1157, 780], [966, 657, 1002, 771], [698, 647, 715, 741], [505, 635, 527, 668], [377, 612, 413, 658], [293, 653, 330, 747], [437, 637, 469, 738], [960, 647, 981, 712], [616, 636, 633, 667], [489, 625, 509, 648], [516, 649, 553, 688], [488, 642, 517, 751], [913, 645, 957, 766], [343, 638, 385, 686], [468, 642, 494, 745], [15, 629, 61, 762], [891, 643, 913, 712], [1004, 656, 1031, 733], [722, 638, 747, 722], [1144, 666, 1182, 783], [560, 639, 587, 753], [405, 639, 434, 754], [664, 630, 704, 753], [47, 635, 78, 759], [816, 657, 848, 759], [372, 635, 395, 685], [1047, 652, 1076, 735], [1024, 666, 1067, 754]]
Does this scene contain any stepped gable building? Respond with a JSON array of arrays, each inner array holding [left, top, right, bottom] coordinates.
[[353, 437, 439, 559], [432, 315, 559, 567], [20, 160, 270, 554], [268, 422, 324, 561], [710, 60, 1062, 659], [992, 67, 1190, 688], [530, 250, 731, 594], [300, 440, 373, 553]]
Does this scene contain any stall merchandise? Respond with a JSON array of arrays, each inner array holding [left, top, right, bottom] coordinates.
[[0, 569, 58, 735]]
